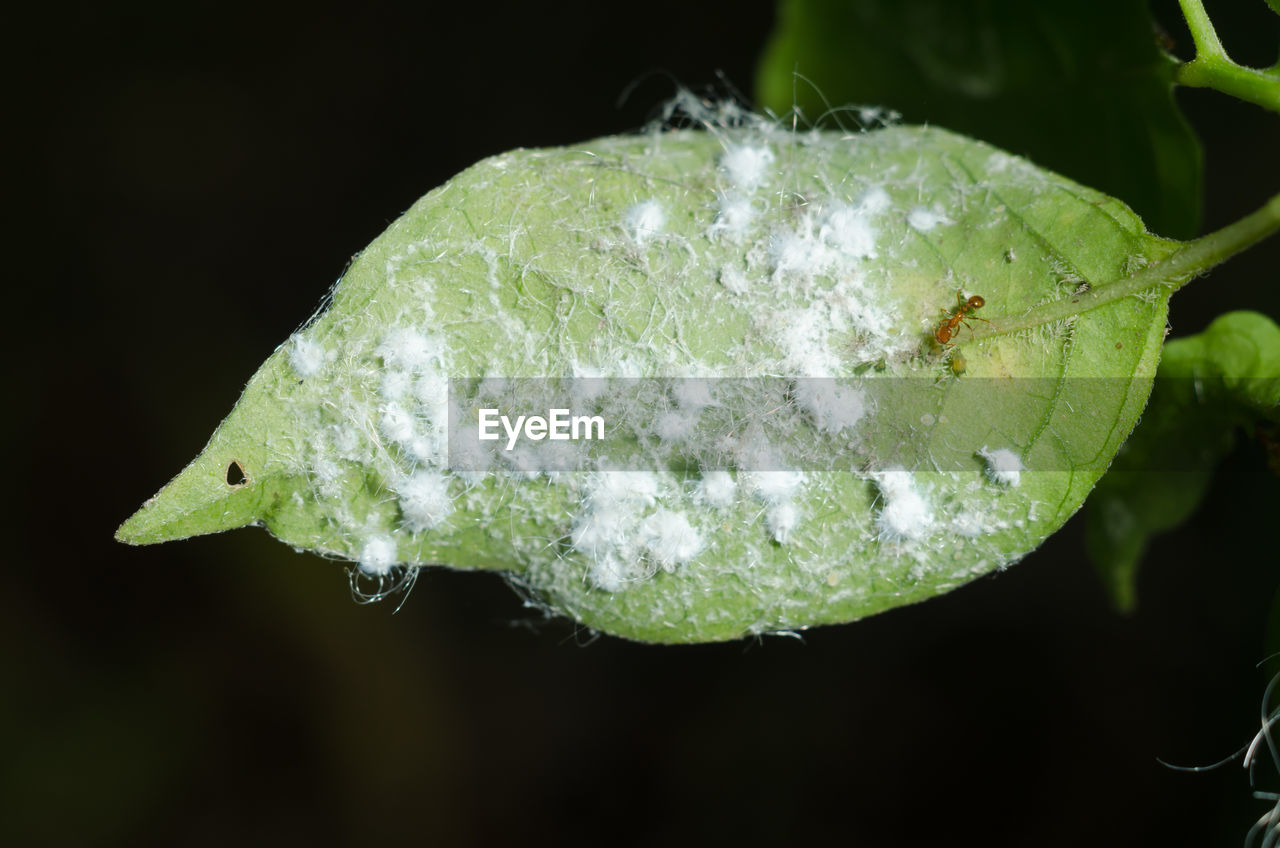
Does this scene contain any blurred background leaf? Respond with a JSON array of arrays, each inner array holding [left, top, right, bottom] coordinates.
[[756, 0, 1204, 239], [1086, 311, 1280, 611]]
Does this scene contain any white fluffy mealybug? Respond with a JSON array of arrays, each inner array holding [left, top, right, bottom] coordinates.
[[639, 510, 703, 570], [694, 470, 737, 508], [793, 380, 868, 434], [394, 470, 454, 532], [625, 199, 665, 244], [872, 468, 933, 542], [358, 535, 398, 576], [376, 328, 441, 371], [978, 446, 1023, 487], [287, 335, 328, 378], [906, 205, 953, 232], [571, 471, 663, 590], [720, 143, 775, 191], [766, 501, 800, 544]]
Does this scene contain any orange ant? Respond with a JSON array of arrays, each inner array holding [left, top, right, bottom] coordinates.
[[934, 292, 988, 346]]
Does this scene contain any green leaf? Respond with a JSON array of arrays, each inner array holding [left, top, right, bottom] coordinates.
[[756, 0, 1203, 239], [117, 119, 1184, 643], [1086, 310, 1280, 611]]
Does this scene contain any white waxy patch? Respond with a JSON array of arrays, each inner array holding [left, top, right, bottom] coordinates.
[[380, 403, 415, 445], [978, 446, 1023, 487], [793, 380, 869, 434], [358, 536, 397, 576], [395, 470, 454, 532], [655, 409, 698, 442], [766, 501, 800, 543], [820, 203, 878, 259], [673, 380, 714, 411], [720, 143, 775, 191], [377, 328, 441, 371], [695, 471, 736, 508], [857, 187, 892, 216], [873, 468, 933, 541], [775, 305, 840, 376], [626, 199, 665, 244], [742, 470, 805, 503], [572, 472, 663, 590], [381, 370, 412, 400], [708, 193, 757, 240], [771, 230, 829, 280], [719, 265, 749, 295], [639, 510, 702, 569], [907, 205, 953, 232], [287, 336, 328, 378]]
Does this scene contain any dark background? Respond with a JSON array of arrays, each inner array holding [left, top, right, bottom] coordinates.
[[8, 1, 1280, 845]]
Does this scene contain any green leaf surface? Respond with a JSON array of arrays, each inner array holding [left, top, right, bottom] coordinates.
[[1086, 310, 1280, 610], [756, 0, 1203, 239], [118, 119, 1184, 643]]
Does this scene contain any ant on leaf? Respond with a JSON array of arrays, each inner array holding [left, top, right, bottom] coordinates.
[[934, 292, 989, 346]]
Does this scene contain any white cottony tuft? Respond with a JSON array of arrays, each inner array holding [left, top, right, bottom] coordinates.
[[640, 510, 702, 569], [358, 536, 397, 576], [907, 205, 953, 232], [395, 470, 454, 532], [978, 446, 1023, 487], [872, 468, 933, 541], [793, 380, 869, 433], [287, 335, 328, 378], [695, 471, 737, 508], [720, 144, 775, 191], [708, 193, 757, 240], [767, 501, 800, 543], [377, 329, 442, 371], [626, 199, 665, 244]]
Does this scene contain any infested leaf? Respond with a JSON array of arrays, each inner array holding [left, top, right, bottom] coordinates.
[[118, 113, 1185, 643]]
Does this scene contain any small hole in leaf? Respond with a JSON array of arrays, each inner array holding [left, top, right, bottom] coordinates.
[[226, 460, 248, 487]]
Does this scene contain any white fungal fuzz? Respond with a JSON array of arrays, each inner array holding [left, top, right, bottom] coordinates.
[[358, 536, 397, 576], [978, 446, 1023, 487], [626, 199, 665, 244], [873, 468, 933, 542], [287, 335, 328, 378]]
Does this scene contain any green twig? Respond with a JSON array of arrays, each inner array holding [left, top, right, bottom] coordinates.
[[970, 191, 1280, 342], [1174, 0, 1280, 114]]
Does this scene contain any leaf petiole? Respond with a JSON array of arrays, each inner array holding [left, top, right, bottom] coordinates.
[[968, 190, 1280, 342], [1174, 0, 1280, 114]]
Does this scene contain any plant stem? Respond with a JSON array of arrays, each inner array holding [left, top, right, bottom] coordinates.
[[969, 191, 1280, 342], [1177, 0, 1227, 61], [1174, 0, 1280, 114]]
